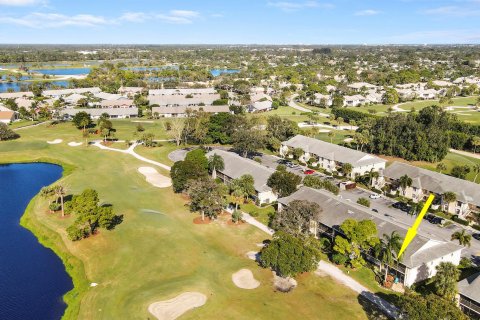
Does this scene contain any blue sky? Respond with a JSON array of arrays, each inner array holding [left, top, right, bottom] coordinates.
[[0, 0, 479, 44]]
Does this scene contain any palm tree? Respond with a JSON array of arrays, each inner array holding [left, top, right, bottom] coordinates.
[[398, 175, 412, 196], [376, 231, 402, 283], [442, 192, 457, 212], [473, 163, 480, 183], [328, 131, 336, 143], [436, 162, 447, 174], [208, 154, 224, 179], [230, 187, 245, 212], [368, 170, 379, 186], [341, 163, 353, 178], [472, 136, 480, 153], [408, 202, 419, 217], [40, 186, 55, 213], [451, 230, 472, 247], [434, 262, 460, 301], [53, 185, 67, 217]]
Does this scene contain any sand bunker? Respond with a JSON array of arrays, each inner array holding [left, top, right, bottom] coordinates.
[[47, 139, 63, 144], [273, 273, 297, 292], [246, 251, 259, 261], [138, 167, 172, 188], [343, 138, 353, 143], [68, 142, 83, 147], [148, 292, 207, 320], [318, 129, 330, 133], [232, 269, 260, 289]]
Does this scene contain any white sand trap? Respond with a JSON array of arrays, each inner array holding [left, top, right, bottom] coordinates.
[[138, 167, 172, 188], [343, 138, 353, 143], [47, 139, 63, 144], [68, 142, 83, 147], [232, 269, 260, 289], [246, 251, 259, 261], [148, 292, 207, 320], [318, 129, 330, 133]]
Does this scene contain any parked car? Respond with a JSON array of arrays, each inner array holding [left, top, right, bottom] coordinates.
[[370, 193, 381, 199], [472, 233, 480, 241], [393, 202, 403, 209], [304, 169, 315, 175], [372, 208, 379, 213]]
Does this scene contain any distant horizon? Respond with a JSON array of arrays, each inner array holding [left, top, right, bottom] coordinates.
[[0, 43, 479, 47], [0, 0, 479, 44]]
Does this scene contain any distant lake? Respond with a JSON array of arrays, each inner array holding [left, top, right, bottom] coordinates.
[[210, 69, 240, 77], [0, 81, 69, 93], [0, 163, 73, 320], [32, 68, 91, 76], [125, 65, 179, 72]]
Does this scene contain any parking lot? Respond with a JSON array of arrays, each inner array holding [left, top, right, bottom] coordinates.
[[340, 188, 480, 261]]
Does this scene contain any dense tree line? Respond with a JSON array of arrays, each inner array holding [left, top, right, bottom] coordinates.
[[363, 106, 454, 162], [65, 189, 123, 241], [0, 123, 19, 141]]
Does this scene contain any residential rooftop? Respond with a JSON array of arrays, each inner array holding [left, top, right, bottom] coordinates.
[[384, 162, 480, 206], [278, 186, 462, 269], [282, 135, 386, 168], [458, 272, 480, 303], [206, 149, 275, 193]]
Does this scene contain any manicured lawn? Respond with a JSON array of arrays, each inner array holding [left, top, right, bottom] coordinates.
[[314, 130, 355, 145], [381, 151, 480, 183], [400, 96, 477, 111], [0, 123, 370, 320], [261, 106, 311, 123], [240, 202, 275, 226]]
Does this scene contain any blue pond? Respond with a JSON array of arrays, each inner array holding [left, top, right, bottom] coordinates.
[[32, 68, 91, 76], [0, 163, 73, 320], [0, 81, 69, 93], [210, 69, 240, 77]]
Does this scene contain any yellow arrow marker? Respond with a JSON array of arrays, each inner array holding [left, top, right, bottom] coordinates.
[[398, 194, 435, 259]]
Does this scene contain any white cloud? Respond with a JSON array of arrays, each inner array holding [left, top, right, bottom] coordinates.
[[0, 0, 43, 5], [0, 12, 112, 28], [156, 10, 200, 24], [267, 1, 333, 12], [119, 12, 150, 23], [423, 5, 480, 16], [0, 9, 203, 28], [354, 9, 381, 16]]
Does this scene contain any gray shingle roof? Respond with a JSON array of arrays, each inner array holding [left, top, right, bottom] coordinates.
[[384, 162, 480, 206], [61, 107, 138, 117], [282, 135, 386, 168], [152, 105, 230, 114], [278, 187, 462, 268], [148, 94, 221, 107], [43, 87, 101, 96], [206, 149, 274, 193], [459, 272, 480, 303]]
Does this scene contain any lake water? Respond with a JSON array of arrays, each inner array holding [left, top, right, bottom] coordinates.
[[0, 163, 73, 320], [0, 81, 69, 93], [32, 68, 91, 76], [210, 69, 240, 77]]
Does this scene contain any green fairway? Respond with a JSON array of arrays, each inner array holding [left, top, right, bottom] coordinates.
[[382, 151, 480, 183], [0, 122, 370, 320]]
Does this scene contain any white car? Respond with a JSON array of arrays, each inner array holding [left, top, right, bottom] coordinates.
[[369, 193, 381, 199]]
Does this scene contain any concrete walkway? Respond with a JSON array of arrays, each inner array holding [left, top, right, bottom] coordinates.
[[317, 261, 400, 319], [450, 148, 480, 161], [241, 208, 400, 319], [241, 212, 274, 235], [92, 141, 171, 171], [288, 94, 312, 113]]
